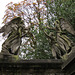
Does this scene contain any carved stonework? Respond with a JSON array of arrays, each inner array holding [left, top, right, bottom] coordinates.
[[45, 18, 75, 59], [0, 17, 30, 60]]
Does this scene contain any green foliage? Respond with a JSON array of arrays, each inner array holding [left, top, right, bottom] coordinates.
[[34, 30, 51, 59], [3, 0, 75, 59], [46, 0, 75, 41], [47, 0, 75, 28]]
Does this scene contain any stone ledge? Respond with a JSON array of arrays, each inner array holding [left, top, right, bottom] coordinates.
[[0, 59, 63, 69], [62, 52, 75, 70], [62, 52, 75, 75]]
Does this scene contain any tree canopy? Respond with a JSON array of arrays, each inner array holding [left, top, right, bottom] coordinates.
[[2, 0, 75, 59]]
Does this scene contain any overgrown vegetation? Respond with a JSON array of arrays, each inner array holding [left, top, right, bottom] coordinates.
[[2, 0, 75, 59]]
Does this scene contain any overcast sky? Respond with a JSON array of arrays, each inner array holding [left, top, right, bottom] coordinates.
[[0, 0, 23, 52]]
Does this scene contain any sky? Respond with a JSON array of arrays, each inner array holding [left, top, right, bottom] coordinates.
[[0, 0, 23, 52]]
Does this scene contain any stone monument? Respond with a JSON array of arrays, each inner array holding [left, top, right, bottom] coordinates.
[[45, 18, 75, 59], [0, 17, 29, 61]]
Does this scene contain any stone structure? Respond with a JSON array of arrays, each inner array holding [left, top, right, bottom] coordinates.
[[0, 17, 30, 60], [0, 52, 75, 75], [0, 17, 75, 75], [45, 18, 75, 59]]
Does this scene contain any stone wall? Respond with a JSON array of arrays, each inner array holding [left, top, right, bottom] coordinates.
[[0, 52, 75, 75], [0, 59, 65, 75]]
